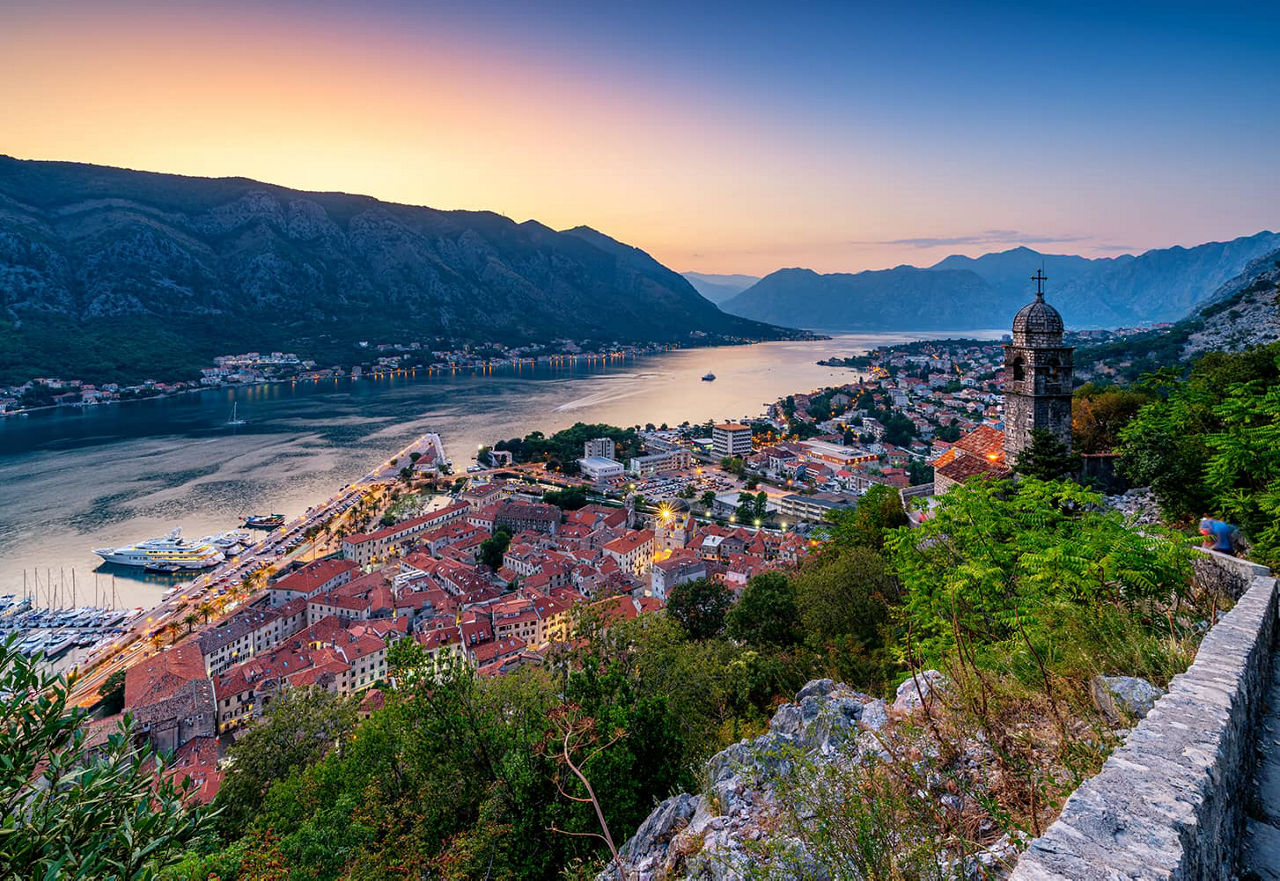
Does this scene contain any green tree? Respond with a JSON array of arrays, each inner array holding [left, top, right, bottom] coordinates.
[[214, 687, 359, 838], [543, 487, 589, 510], [0, 637, 208, 877], [793, 546, 900, 690], [727, 571, 801, 647], [700, 490, 717, 509], [665, 578, 733, 640], [888, 477, 1194, 687], [1204, 378, 1280, 565], [906, 458, 933, 485], [824, 484, 907, 551], [1015, 428, 1080, 481], [1072, 383, 1152, 454], [479, 528, 513, 570]]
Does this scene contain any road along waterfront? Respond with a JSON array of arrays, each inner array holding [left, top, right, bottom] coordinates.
[[65, 431, 443, 706]]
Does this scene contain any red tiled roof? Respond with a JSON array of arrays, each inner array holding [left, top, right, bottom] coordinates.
[[603, 529, 654, 555], [345, 502, 468, 545], [125, 642, 207, 708], [271, 558, 359, 596], [935, 454, 1012, 484], [953, 425, 1006, 464]]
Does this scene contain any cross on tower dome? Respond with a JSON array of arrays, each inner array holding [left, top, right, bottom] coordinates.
[[1032, 268, 1047, 299]]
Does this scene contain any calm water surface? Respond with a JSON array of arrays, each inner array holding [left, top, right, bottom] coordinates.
[[0, 332, 1004, 608]]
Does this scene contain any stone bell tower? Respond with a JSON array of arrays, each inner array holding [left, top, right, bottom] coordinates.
[[1003, 270, 1073, 461]]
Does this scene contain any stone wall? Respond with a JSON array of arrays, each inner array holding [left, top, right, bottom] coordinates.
[[1011, 553, 1277, 880]]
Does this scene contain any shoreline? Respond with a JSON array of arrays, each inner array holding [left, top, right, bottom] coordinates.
[[1, 335, 821, 419]]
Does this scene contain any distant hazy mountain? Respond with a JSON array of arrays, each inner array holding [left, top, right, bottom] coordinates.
[[681, 272, 761, 304], [0, 156, 793, 384], [722, 232, 1280, 331], [721, 266, 1001, 331]]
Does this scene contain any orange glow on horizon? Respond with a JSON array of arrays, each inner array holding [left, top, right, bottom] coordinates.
[[0, 4, 962, 275]]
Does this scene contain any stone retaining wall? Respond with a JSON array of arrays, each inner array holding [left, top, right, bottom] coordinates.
[[1012, 552, 1276, 880]]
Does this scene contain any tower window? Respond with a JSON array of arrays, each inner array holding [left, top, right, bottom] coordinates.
[[1011, 357, 1025, 381]]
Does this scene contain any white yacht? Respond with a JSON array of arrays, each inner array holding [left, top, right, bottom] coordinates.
[[203, 530, 253, 552], [93, 529, 225, 570]]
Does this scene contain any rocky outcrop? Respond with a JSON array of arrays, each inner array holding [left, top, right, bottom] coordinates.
[[1182, 248, 1280, 358], [893, 669, 947, 713], [1104, 487, 1162, 527], [605, 679, 887, 880], [1090, 675, 1164, 723]]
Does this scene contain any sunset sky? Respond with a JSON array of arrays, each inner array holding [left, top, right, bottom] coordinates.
[[4, 0, 1277, 275]]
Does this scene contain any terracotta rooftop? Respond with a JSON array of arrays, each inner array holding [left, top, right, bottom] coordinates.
[[271, 558, 359, 595], [125, 642, 208, 708]]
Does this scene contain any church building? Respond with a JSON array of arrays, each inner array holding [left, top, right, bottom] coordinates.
[[1002, 270, 1074, 460], [933, 271, 1073, 494]]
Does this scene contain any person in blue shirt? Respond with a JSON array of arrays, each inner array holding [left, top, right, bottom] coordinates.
[[1199, 516, 1237, 555]]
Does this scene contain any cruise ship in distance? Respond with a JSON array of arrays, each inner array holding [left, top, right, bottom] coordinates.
[[93, 529, 225, 570]]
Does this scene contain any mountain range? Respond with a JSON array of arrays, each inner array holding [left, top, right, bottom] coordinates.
[[720, 232, 1280, 331], [0, 157, 792, 385]]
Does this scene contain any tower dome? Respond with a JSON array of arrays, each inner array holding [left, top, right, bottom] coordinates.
[[1011, 272, 1064, 347]]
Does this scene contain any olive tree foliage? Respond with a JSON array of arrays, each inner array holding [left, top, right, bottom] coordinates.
[[665, 578, 733, 640], [0, 638, 209, 879], [823, 484, 908, 551]]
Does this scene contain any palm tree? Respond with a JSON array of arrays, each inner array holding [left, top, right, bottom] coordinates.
[[197, 602, 214, 624], [183, 613, 199, 634], [166, 622, 180, 645]]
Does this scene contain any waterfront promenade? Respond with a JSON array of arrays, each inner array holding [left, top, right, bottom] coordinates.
[[66, 432, 446, 707]]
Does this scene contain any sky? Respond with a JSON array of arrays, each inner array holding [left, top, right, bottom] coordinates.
[[3, 0, 1278, 275]]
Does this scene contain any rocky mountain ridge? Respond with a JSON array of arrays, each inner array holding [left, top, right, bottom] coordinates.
[[1073, 246, 1280, 382], [0, 156, 793, 384]]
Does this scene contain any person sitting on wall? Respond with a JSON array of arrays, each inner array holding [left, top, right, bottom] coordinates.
[[1199, 515, 1238, 556]]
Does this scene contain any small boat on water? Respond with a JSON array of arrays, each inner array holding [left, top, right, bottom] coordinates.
[[701, 373, 716, 382], [226, 401, 247, 427], [244, 513, 285, 529], [144, 562, 183, 575]]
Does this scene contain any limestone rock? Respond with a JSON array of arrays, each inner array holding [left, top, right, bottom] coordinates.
[[1104, 487, 1162, 527], [1091, 675, 1165, 722], [602, 679, 882, 880], [894, 670, 947, 713]]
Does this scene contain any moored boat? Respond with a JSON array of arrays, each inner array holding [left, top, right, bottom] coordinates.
[[244, 513, 285, 529], [93, 528, 224, 570]]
